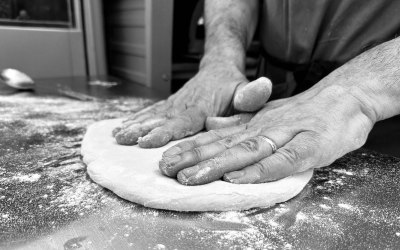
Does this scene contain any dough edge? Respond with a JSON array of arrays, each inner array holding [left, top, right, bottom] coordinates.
[[82, 119, 313, 212]]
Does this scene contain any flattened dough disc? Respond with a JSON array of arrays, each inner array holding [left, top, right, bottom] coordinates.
[[82, 119, 313, 211]]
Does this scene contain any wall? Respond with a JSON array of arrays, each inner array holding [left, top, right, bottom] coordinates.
[[104, 0, 146, 85], [104, 0, 173, 93]]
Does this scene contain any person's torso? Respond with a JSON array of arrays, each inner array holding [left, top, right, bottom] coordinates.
[[259, 0, 400, 96], [260, 0, 400, 65]]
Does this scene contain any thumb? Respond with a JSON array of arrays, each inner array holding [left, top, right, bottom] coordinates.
[[233, 77, 272, 112], [205, 113, 254, 131]]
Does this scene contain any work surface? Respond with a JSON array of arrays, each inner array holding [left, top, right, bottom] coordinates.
[[1, 78, 400, 249]]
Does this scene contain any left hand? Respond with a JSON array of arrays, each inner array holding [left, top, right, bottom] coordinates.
[[159, 84, 376, 185]]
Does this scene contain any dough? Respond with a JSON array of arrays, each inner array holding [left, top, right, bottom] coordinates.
[[82, 119, 313, 212]]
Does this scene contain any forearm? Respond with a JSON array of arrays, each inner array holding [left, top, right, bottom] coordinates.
[[317, 37, 400, 122], [200, 0, 259, 73]]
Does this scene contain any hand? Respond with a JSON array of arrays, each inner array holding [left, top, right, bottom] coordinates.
[[159, 84, 375, 185], [113, 65, 272, 148]]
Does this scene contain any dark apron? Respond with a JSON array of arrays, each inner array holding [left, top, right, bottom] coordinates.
[[258, 0, 400, 98]]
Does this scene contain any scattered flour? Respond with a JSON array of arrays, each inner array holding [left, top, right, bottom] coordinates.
[[319, 204, 331, 210], [12, 173, 41, 182], [338, 203, 355, 210], [296, 212, 307, 221], [153, 244, 166, 250], [332, 169, 354, 176], [206, 211, 250, 224]]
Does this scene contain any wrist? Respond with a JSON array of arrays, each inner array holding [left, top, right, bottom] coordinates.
[[318, 37, 400, 121], [199, 48, 246, 74], [198, 58, 245, 78], [315, 75, 379, 124], [322, 66, 398, 122], [346, 84, 380, 124]]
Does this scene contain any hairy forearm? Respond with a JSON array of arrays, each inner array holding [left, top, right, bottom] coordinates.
[[200, 0, 259, 73], [317, 37, 400, 122]]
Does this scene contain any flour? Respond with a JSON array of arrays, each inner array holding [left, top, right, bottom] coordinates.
[[12, 173, 41, 182], [51, 180, 107, 210], [338, 203, 355, 210], [319, 204, 331, 210], [332, 169, 355, 175], [153, 244, 166, 250], [0, 93, 152, 244], [296, 212, 307, 221], [206, 211, 249, 224]]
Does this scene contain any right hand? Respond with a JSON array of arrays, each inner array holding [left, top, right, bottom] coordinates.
[[112, 65, 272, 148]]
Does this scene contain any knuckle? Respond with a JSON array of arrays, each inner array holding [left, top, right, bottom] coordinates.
[[218, 136, 238, 149], [320, 85, 348, 99], [277, 143, 318, 172], [211, 157, 223, 170], [190, 147, 203, 162], [277, 147, 301, 165], [254, 162, 270, 180], [239, 138, 260, 152], [207, 130, 224, 140], [180, 140, 198, 150], [307, 116, 329, 133]]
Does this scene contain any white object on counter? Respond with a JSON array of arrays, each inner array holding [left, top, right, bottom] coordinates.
[[0, 68, 35, 90]]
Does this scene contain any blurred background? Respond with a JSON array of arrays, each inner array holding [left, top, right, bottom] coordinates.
[[0, 0, 260, 94], [0, 0, 398, 157]]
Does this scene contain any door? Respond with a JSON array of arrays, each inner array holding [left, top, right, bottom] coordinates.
[[104, 0, 173, 93], [0, 0, 86, 78]]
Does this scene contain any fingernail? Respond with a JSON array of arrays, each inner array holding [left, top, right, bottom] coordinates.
[[163, 146, 181, 157], [139, 133, 171, 148], [177, 171, 190, 185], [162, 155, 181, 166], [112, 127, 121, 137], [180, 165, 200, 178], [227, 173, 258, 184], [223, 171, 245, 182], [223, 175, 240, 184], [137, 135, 152, 148], [115, 130, 140, 145], [159, 159, 174, 177], [177, 165, 204, 185]]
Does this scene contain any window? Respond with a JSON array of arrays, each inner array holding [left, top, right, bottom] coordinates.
[[0, 0, 75, 28]]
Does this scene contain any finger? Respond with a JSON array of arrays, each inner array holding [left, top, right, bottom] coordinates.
[[233, 77, 272, 112], [122, 100, 168, 124], [113, 113, 165, 137], [137, 108, 206, 148], [223, 132, 320, 184], [114, 116, 167, 145], [113, 101, 169, 137], [162, 124, 248, 157], [112, 126, 122, 137], [176, 130, 293, 185], [205, 113, 254, 130], [159, 129, 257, 177], [114, 103, 166, 136]]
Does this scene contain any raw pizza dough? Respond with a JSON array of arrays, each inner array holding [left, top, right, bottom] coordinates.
[[82, 119, 313, 211]]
